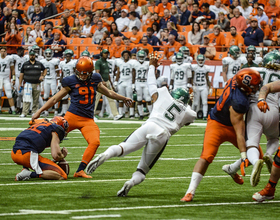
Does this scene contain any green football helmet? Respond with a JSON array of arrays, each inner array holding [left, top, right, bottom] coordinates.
[[136, 50, 146, 63], [81, 50, 90, 57], [176, 52, 184, 65], [44, 48, 53, 60], [31, 45, 40, 56], [171, 88, 190, 105], [246, 45, 256, 54], [196, 54, 206, 67], [229, 45, 240, 58], [262, 50, 280, 70], [179, 46, 190, 57], [63, 49, 74, 57]]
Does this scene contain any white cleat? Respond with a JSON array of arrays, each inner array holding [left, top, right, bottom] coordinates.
[[117, 181, 133, 197], [86, 153, 107, 174], [41, 111, 49, 117], [114, 114, 124, 120], [15, 168, 31, 181], [263, 153, 273, 173], [19, 114, 26, 118], [94, 116, 99, 121], [107, 114, 114, 119], [222, 164, 244, 185], [250, 159, 264, 187], [252, 183, 275, 202]]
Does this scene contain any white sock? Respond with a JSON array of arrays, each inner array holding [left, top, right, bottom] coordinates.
[[129, 107, 134, 116], [247, 147, 260, 165], [119, 107, 123, 115], [62, 104, 68, 114], [104, 145, 123, 159], [131, 171, 146, 186], [147, 104, 153, 113], [11, 106, 15, 111], [186, 172, 203, 195], [202, 104, 208, 117], [229, 159, 242, 173], [137, 104, 143, 116]]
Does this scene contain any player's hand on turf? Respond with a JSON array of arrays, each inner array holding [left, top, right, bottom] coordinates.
[[257, 99, 270, 113], [31, 111, 41, 122], [240, 158, 249, 176], [123, 97, 133, 107], [61, 147, 68, 158]]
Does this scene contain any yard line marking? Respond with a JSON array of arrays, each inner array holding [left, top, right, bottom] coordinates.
[[0, 201, 279, 217], [71, 214, 121, 219], [0, 174, 270, 186]]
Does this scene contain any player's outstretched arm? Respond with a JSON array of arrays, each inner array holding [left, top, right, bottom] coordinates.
[[97, 82, 133, 107], [32, 87, 70, 121], [148, 53, 161, 103]]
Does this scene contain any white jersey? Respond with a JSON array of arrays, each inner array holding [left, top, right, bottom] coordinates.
[[191, 64, 210, 86], [183, 56, 193, 64], [24, 54, 44, 62], [41, 58, 60, 79], [250, 67, 280, 106], [222, 57, 242, 80], [59, 59, 76, 78], [11, 55, 26, 78], [170, 63, 192, 89], [116, 59, 134, 82], [108, 59, 117, 81], [240, 56, 262, 65], [134, 61, 149, 83], [148, 87, 196, 136], [0, 55, 14, 78]]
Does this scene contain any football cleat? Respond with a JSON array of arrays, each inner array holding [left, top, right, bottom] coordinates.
[[263, 153, 273, 174], [114, 114, 124, 120], [19, 114, 26, 118], [250, 159, 264, 187], [180, 193, 194, 202], [117, 181, 133, 197], [86, 153, 107, 174], [73, 170, 92, 178], [41, 111, 49, 117], [15, 168, 31, 181], [252, 183, 275, 202], [222, 164, 244, 185]]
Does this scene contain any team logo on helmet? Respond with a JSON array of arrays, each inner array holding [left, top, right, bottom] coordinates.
[[136, 50, 146, 63], [229, 45, 240, 58], [196, 54, 206, 67], [176, 52, 184, 65], [236, 68, 261, 95]]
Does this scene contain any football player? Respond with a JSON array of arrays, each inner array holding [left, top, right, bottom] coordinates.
[[24, 45, 44, 61], [114, 50, 135, 119], [181, 68, 261, 202], [58, 49, 76, 116], [0, 46, 16, 114], [40, 48, 60, 116], [179, 46, 193, 64], [170, 52, 192, 91], [223, 50, 280, 187], [133, 50, 152, 120], [222, 45, 242, 83], [240, 45, 262, 67], [32, 57, 132, 178], [191, 54, 212, 120], [86, 53, 197, 197], [12, 116, 69, 181]]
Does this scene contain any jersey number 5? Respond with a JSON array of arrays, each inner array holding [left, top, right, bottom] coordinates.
[[79, 86, 95, 105], [164, 103, 181, 121]]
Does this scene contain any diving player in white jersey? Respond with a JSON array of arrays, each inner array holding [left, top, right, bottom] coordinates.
[[40, 48, 60, 116], [223, 50, 280, 187], [0, 46, 16, 114], [240, 45, 263, 67], [11, 47, 26, 113], [86, 53, 197, 196], [170, 52, 192, 91], [179, 46, 193, 64], [191, 54, 212, 120], [114, 50, 135, 119], [133, 50, 152, 120], [222, 45, 242, 82], [58, 49, 76, 116]]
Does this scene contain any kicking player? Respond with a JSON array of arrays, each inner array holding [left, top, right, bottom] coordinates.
[[191, 54, 212, 120], [40, 48, 60, 116], [11, 116, 69, 180], [222, 45, 242, 83], [181, 68, 261, 202], [32, 57, 132, 178], [253, 78, 280, 202], [58, 49, 76, 116], [0, 46, 16, 114], [86, 53, 197, 197], [133, 50, 152, 120]]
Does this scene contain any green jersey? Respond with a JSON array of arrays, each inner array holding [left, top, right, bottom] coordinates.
[[95, 58, 110, 81]]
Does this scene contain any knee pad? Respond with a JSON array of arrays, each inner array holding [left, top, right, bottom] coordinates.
[[274, 149, 280, 167]]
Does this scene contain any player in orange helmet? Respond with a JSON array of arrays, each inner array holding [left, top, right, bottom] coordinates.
[[32, 57, 133, 178]]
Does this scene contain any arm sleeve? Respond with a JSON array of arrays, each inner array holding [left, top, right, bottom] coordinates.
[[147, 65, 158, 96]]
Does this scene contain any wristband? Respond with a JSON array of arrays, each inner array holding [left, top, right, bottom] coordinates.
[[12, 75, 16, 81], [258, 98, 265, 102], [241, 152, 247, 160]]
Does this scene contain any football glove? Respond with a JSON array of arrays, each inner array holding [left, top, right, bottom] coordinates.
[[257, 99, 270, 113], [240, 152, 249, 176], [208, 87, 212, 95]]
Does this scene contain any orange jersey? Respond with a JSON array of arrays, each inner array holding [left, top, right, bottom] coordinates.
[[155, 2, 172, 17], [102, 17, 114, 32], [221, 0, 230, 6], [123, 43, 136, 52], [63, 0, 79, 12], [208, 33, 226, 51], [250, 8, 258, 16], [148, 6, 158, 13], [269, 18, 280, 31], [226, 33, 244, 47], [164, 41, 181, 59], [265, 6, 280, 18], [111, 45, 123, 58], [67, 16, 75, 27], [79, 0, 92, 11], [90, 25, 98, 34], [137, 43, 154, 54], [199, 0, 215, 8], [262, 26, 273, 40], [128, 33, 142, 44], [78, 14, 87, 26]]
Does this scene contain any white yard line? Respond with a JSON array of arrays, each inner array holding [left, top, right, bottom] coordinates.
[[71, 214, 121, 219]]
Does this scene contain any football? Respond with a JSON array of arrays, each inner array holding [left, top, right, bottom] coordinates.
[[57, 159, 70, 176]]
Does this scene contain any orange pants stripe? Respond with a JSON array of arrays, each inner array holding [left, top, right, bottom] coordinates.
[[64, 111, 100, 164], [11, 150, 67, 180]]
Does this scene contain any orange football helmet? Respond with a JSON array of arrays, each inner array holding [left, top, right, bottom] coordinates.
[[236, 68, 261, 95], [51, 116, 69, 133], [75, 57, 94, 81]]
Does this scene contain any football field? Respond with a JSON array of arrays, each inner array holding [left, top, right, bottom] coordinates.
[[0, 115, 279, 220]]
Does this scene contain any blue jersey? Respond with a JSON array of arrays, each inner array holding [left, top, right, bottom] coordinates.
[[210, 76, 250, 126], [13, 120, 65, 154], [62, 73, 102, 118]]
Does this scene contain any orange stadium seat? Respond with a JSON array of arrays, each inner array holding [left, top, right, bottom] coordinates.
[[20, 25, 33, 37], [177, 25, 192, 32], [67, 38, 78, 53], [214, 52, 227, 60], [92, 1, 112, 12]]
